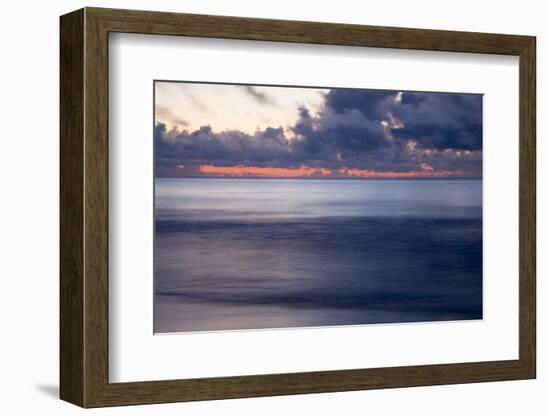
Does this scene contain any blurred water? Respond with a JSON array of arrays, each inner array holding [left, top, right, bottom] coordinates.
[[154, 178, 482, 333]]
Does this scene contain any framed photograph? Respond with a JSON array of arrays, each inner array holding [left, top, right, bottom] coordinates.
[[60, 7, 536, 408]]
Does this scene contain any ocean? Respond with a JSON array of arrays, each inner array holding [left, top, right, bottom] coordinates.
[[154, 178, 482, 333]]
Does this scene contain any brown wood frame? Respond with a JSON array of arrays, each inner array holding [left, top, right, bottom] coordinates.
[[60, 7, 536, 408]]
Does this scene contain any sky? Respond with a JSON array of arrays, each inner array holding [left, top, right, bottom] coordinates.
[[154, 81, 482, 178]]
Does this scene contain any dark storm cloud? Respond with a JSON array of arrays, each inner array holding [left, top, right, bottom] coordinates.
[[325, 89, 482, 151], [390, 93, 482, 150], [155, 88, 482, 176], [155, 123, 301, 168], [325, 89, 396, 120]]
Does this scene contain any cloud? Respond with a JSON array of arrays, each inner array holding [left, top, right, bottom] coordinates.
[[155, 88, 482, 177], [325, 89, 482, 150], [155, 105, 189, 128], [242, 86, 276, 105], [184, 92, 209, 113], [390, 92, 482, 150]]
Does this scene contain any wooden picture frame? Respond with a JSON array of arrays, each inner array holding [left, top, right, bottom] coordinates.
[[60, 7, 536, 408]]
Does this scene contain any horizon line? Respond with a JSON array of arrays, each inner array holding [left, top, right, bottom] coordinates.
[[155, 176, 482, 180]]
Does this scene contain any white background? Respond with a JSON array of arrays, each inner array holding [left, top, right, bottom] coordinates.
[[0, 0, 546, 415], [110, 34, 519, 382]]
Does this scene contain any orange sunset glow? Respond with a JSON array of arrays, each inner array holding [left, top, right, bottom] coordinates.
[[197, 164, 463, 178]]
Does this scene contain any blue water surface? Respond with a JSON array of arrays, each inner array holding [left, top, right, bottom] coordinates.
[[154, 178, 482, 333]]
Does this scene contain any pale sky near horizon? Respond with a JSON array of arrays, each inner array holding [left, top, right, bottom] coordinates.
[[155, 81, 326, 135]]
